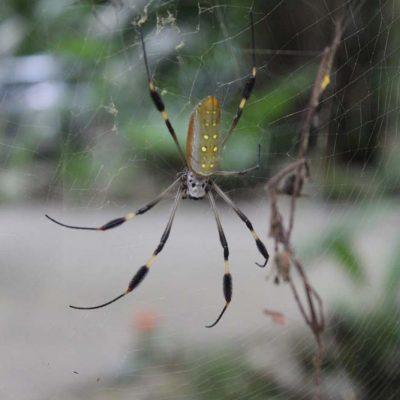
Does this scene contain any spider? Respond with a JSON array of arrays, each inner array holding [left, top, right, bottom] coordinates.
[[46, 13, 269, 328]]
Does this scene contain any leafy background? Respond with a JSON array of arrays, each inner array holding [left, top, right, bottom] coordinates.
[[1, 1, 399, 399]]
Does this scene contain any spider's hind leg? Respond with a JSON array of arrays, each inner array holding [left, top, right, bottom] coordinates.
[[205, 190, 232, 328], [69, 187, 182, 310], [212, 181, 269, 267]]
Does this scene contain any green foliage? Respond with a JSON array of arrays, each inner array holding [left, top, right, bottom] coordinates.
[[328, 239, 400, 398], [322, 230, 365, 284], [301, 224, 366, 285], [52, 35, 113, 60], [381, 146, 400, 195], [327, 304, 400, 399], [59, 149, 95, 187], [296, 235, 400, 399], [0, 0, 397, 202], [189, 352, 285, 400], [242, 68, 313, 129], [383, 240, 400, 304]]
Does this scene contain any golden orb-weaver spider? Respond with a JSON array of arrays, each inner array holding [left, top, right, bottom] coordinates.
[[46, 13, 269, 328]]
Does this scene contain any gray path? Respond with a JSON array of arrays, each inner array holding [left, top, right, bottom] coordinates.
[[0, 199, 397, 399]]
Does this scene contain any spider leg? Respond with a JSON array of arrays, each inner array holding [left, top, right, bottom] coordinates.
[[69, 187, 182, 310], [212, 181, 269, 267], [46, 178, 180, 231], [214, 144, 260, 177], [206, 190, 232, 328], [140, 31, 187, 165], [222, 12, 256, 147]]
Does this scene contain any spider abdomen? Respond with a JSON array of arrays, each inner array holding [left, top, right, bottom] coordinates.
[[186, 96, 221, 177]]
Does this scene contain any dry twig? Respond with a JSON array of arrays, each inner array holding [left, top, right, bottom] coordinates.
[[265, 14, 344, 400]]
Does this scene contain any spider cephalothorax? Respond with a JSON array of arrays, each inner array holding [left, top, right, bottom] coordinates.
[[185, 170, 209, 200], [46, 12, 269, 328]]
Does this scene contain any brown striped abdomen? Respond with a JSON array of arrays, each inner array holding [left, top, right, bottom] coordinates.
[[186, 96, 221, 177]]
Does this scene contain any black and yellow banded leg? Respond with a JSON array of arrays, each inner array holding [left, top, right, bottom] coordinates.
[[206, 191, 232, 328], [69, 188, 182, 310], [139, 31, 187, 164], [45, 178, 180, 232], [212, 182, 269, 267], [222, 12, 256, 147]]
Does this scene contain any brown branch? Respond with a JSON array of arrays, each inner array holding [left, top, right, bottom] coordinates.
[[265, 13, 344, 400], [298, 14, 344, 160]]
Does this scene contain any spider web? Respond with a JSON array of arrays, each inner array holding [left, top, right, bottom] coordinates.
[[0, 0, 399, 399]]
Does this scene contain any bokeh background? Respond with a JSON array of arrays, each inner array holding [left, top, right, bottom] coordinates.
[[1, 0, 399, 399]]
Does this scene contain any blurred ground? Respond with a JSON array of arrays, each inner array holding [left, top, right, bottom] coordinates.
[[0, 198, 398, 400]]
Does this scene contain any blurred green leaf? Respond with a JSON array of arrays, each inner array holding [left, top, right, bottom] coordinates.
[[302, 225, 366, 285], [383, 240, 400, 302], [326, 302, 400, 399], [51, 35, 113, 60], [60, 151, 94, 186], [190, 351, 285, 400], [323, 231, 366, 285], [242, 67, 314, 127]]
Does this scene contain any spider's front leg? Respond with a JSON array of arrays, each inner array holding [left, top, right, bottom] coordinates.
[[221, 12, 257, 147], [45, 178, 180, 231], [140, 31, 187, 164]]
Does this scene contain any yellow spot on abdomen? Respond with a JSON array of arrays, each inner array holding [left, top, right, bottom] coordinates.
[[186, 95, 221, 176]]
